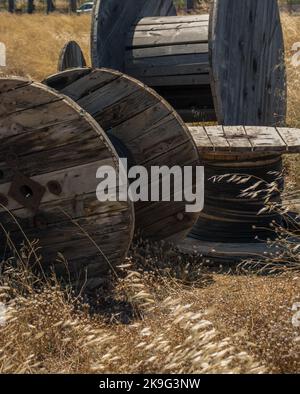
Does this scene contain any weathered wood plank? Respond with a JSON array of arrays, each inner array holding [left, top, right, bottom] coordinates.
[[189, 126, 213, 151], [0, 83, 62, 116], [127, 26, 208, 47], [138, 74, 210, 87], [126, 62, 210, 78], [127, 43, 209, 58], [223, 126, 253, 151], [204, 126, 230, 151], [245, 126, 287, 152], [127, 53, 209, 67], [0, 78, 32, 94], [276, 127, 300, 153], [130, 20, 209, 32], [136, 15, 209, 25]]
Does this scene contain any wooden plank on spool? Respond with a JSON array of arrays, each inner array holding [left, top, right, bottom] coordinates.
[[276, 128, 300, 153], [245, 126, 287, 152], [58, 41, 87, 72], [127, 43, 209, 58], [126, 62, 210, 78], [130, 20, 209, 32], [91, 0, 176, 70], [0, 77, 134, 291], [136, 15, 209, 25], [0, 77, 31, 94], [189, 126, 213, 152], [204, 126, 230, 151], [139, 74, 210, 87], [126, 52, 209, 68], [223, 126, 253, 151], [127, 26, 208, 47], [209, 0, 286, 126], [44, 68, 201, 241]]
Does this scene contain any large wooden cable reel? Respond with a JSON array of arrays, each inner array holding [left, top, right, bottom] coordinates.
[[91, 0, 286, 125], [44, 67, 201, 241], [0, 77, 134, 290]]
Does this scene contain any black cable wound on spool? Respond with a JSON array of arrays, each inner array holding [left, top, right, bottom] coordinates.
[[190, 154, 284, 243]]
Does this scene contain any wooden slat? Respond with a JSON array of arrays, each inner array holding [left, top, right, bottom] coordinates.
[[223, 126, 253, 151], [130, 20, 209, 32], [204, 126, 230, 151], [127, 26, 208, 47], [126, 62, 210, 78], [127, 53, 209, 67], [138, 74, 210, 87], [127, 43, 209, 58], [245, 126, 287, 152], [276, 127, 300, 153], [0, 83, 62, 116], [188, 126, 213, 151], [136, 15, 209, 25], [0, 78, 31, 95]]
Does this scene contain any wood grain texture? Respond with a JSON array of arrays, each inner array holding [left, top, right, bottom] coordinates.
[[124, 14, 210, 121], [188, 125, 300, 153], [209, 0, 287, 126], [44, 68, 201, 241], [91, 0, 176, 70], [0, 78, 134, 290], [58, 41, 87, 72]]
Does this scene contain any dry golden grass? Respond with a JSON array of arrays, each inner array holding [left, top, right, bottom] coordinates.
[[0, 13, 300, 374], [0, 13, 91, 80], [0, 258, 266, 374]]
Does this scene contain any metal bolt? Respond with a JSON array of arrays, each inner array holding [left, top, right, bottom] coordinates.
[[47, 181, 62, 196]]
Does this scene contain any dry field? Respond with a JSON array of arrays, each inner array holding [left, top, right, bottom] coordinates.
[[0, 12, 300, 374]]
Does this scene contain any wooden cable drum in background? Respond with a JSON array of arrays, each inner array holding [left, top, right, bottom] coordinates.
[[44, 67, 201, 241], [91, 0, 286, 125], [58, 41, 87, 72], [0, 77, 134, 291]]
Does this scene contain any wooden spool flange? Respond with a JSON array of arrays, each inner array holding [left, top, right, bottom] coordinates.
[[0, 77, 134, 290], [58, 41, 87, 72], [44, 68, 201, 241], [91, 0, 286, 125]]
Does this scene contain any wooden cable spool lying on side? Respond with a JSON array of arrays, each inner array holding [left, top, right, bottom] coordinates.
[[0, 77, 134, 290], [180, 125, 300, 262], [91, 0, 286, 125], [43, 67, 201, 241]]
